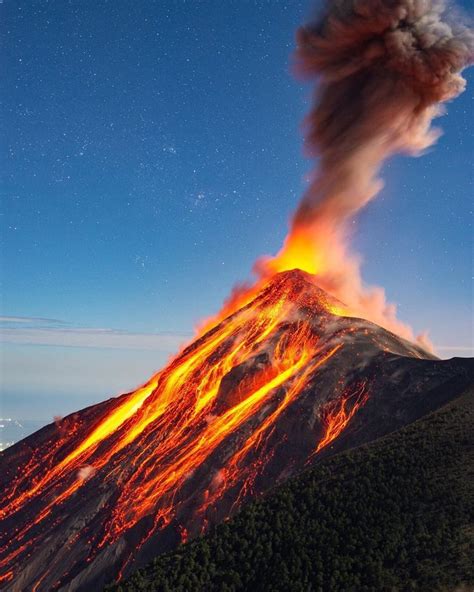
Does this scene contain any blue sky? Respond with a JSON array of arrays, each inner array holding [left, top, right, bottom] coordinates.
[[1, 1, 472, 420]]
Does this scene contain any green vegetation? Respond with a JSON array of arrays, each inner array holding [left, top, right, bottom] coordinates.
[[109, 389, 474, 592]]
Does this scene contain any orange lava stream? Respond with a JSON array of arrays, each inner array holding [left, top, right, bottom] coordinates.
[[0, 379, 160, 520], [198, 342, 344, 517], [101, 321, 321, 544], [315, 381, 369, 453], [0, 570, 13, 584]]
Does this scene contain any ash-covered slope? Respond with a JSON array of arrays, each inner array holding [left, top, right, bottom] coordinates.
[[1, 270, 472, 591]]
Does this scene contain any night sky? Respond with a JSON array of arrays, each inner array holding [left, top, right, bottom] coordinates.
[[1, 0, 473, 421]]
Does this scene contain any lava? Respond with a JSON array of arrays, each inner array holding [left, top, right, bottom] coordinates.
[[315, 381, 369, 454]]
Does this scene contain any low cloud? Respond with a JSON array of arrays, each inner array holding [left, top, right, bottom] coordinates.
[[0, 316, 190, 351], [0, 316, 66, 326], [435, 345, 474, 359]]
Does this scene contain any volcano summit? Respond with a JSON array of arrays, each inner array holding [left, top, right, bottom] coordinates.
[[1, 270, 472, 591]]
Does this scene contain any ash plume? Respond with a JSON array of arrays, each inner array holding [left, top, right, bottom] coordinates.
[[265, 0, 473, 347]]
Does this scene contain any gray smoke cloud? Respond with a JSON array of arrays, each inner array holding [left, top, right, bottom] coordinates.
[[214, 0, 473, 350], [262, 0, 473, 349], [294, 0, 474, 225]]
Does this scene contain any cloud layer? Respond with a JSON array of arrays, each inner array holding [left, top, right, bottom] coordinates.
[[0, 316, 190, 351]]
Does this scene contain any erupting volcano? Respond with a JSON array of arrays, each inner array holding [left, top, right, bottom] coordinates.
[[1, 270, 472, 591], [2, 0, 473, 590]]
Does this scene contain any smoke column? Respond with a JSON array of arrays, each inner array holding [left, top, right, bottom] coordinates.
[[262, 0, 474, 347]]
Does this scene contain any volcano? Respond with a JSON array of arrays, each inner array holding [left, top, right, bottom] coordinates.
[[1, 270, 472, 591]]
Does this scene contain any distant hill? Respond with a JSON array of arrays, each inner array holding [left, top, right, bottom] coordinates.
[[111, 386, 474, 592]]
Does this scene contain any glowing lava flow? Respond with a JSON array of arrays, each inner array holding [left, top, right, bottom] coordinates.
[[0, 379, 160, 520], [196, 227, 352, 338], [0, 271, 373, 590], [315, 381, 369, 453], [197, 342, 343, 519]]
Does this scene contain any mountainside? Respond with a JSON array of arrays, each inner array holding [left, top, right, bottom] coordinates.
[[1, 270, 473, 591], [112, 386, 474, 592]]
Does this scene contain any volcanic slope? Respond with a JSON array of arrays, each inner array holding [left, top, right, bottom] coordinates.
[[1, 270, 472, 591]]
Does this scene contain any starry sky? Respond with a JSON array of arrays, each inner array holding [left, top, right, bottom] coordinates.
[[1, 0, 473, 421]]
